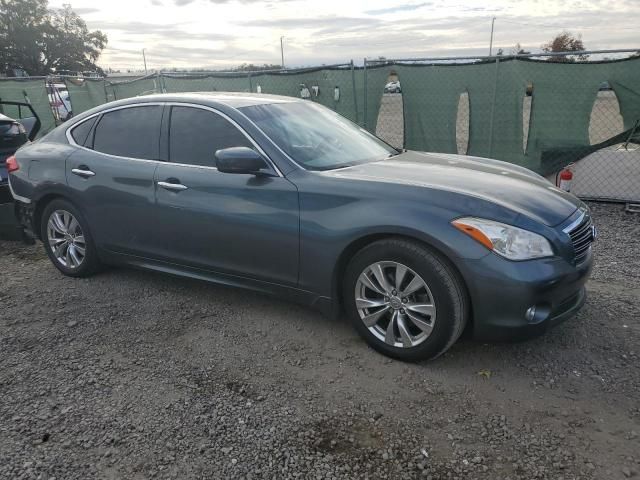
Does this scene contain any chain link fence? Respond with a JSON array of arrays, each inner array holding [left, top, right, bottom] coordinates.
[[159, 63, 371, 127], [366, 50, 640, 203], [1, 49, 638, 203]]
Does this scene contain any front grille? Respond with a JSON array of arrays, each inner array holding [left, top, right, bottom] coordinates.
[[566, 213, 595, 264]]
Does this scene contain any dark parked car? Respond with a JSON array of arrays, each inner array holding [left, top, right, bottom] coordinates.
[[8, 93, 595, 361], [1, 101, 40, 239]]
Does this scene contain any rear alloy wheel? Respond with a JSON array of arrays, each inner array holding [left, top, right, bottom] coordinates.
[[41, 199, 102, 277], [47, 210, 86, 269], [344, 238, 468, 362]]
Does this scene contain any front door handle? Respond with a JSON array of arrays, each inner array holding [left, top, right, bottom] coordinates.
[[71, 167, 95, 178], [158, 181, 188, 191]]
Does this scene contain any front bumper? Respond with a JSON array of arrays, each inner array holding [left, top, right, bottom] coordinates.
[[460, 248, 593, 342]]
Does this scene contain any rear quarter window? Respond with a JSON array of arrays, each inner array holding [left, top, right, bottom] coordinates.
[[70, 117, 97, 147]]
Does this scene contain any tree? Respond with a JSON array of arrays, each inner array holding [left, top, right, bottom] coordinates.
[[511, 43, 530, 55], [0, 0, 49, 75], [542, 31, 587, 62], [233, 63, 282, 72], [44, 5, 107, 74], [0, 0, 107, 76]]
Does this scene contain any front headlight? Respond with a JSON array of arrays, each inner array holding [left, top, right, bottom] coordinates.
[[452, 217, 553, 261]]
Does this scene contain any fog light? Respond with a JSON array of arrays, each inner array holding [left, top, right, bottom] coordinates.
[[525, 306, 536, 322], [524, 304, 551, 324]]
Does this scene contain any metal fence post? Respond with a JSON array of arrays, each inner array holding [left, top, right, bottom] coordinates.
[[350, 60, 359, 125], [157, 71, 164, 93], [363, 58, 368, 129], [103, 79, 110, 102], [488, 57, 500, 157], [248, 73, 253, 93]]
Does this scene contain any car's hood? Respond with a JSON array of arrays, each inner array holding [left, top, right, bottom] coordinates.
[[326, 151, 581, 226]]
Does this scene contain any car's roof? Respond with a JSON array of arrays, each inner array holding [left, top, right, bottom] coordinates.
[[59, 92, 305, 139], [117, 92, 300, 109], [0, 113, 15, 123]]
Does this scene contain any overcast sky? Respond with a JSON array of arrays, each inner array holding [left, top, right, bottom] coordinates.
[[49, 0, 640, 71]]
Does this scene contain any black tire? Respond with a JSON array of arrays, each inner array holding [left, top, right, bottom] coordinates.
[[343, 238, 468, 362], [41, 198, 102, 277]]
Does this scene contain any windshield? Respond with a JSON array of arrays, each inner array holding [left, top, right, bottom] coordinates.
[[239, 101, 397, 171]]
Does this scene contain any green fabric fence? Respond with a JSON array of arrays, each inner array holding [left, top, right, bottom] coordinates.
[[161, 73, 250, 93], [0, 78, 57, 136], [394, 56, 640, 174], [58, 57, 640, 178], [250, 66, 362, 125], [161, 65, 367, 127], [108, 75, 161, 100], [64, 78, 108, 115], [358, 66, 390, 130]]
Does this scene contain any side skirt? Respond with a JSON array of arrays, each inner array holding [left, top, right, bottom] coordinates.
[[99, 249, 335, 317]]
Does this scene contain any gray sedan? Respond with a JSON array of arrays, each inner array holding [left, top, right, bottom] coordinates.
[[8, 93, 595, 361]]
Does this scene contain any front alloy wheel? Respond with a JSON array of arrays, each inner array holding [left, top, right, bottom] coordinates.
[[344, 238, 468, 362], [355, 261, 436, 348]]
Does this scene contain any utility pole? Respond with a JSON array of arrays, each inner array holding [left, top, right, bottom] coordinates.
[[489, 17, 496, 56], [142, 48, 148, 75], [280, 36, 285, 70]]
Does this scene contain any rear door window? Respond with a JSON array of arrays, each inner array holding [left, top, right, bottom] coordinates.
[[168, 106, 252, 166], [93, 106, 162, 160]]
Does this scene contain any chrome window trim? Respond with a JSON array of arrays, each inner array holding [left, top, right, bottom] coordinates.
[[65, 102, 164, 151], [65, 103, 165, 166], [65, 101, 283, 177], [165, 102, 282, 177]]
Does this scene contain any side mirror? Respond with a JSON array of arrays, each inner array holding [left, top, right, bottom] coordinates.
[[215, 147, 269, 175]]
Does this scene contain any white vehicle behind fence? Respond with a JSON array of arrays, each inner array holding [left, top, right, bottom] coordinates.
[[46, 83, 72, 122], [384, 81, 402, 94]]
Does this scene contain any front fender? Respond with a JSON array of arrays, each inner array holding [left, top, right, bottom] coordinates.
[[297, 192, 491, 298]]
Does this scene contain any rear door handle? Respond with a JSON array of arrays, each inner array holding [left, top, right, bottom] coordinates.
[[71, 167, 95, 178], [157, 181, 188, 191]]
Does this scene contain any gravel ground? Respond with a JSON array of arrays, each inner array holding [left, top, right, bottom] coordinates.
[[1, 202, 639, 480]]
